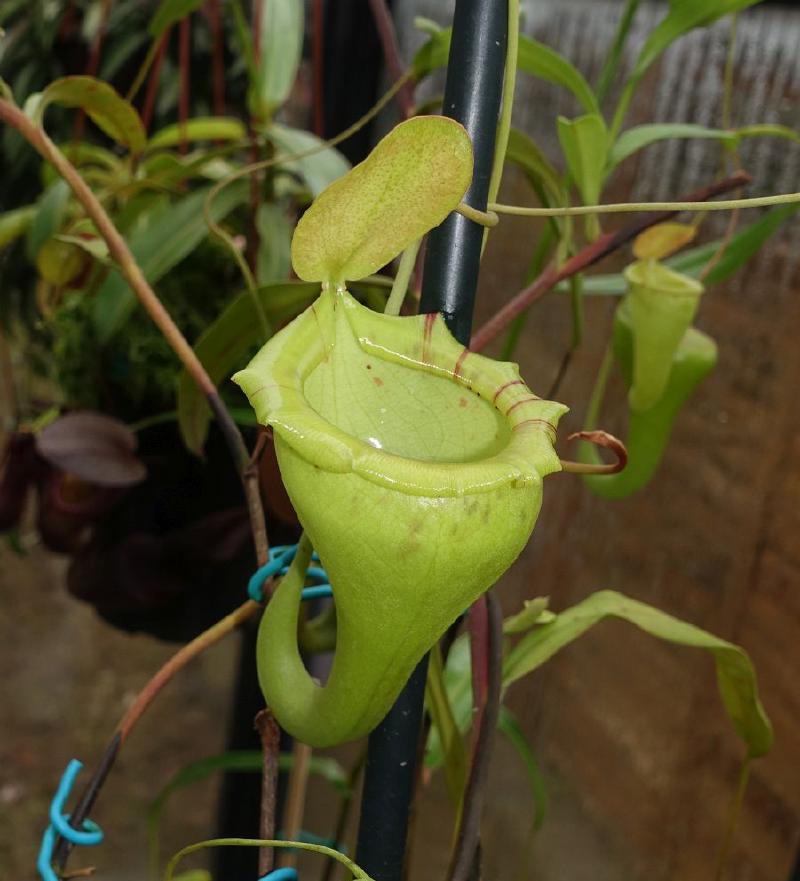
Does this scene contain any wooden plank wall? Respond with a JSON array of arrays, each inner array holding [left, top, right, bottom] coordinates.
[[404, 2, 800, 880]]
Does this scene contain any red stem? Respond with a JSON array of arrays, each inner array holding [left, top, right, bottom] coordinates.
[[468, 595, 490, 724], [367, 0, 414, 118], [312, 0, 325, 136], [207, 0, 226, 116], [141, 31, 170, 133], [74, 0, 113, 141], [470, 170, 753, 353], [178, 16, 191, 155]]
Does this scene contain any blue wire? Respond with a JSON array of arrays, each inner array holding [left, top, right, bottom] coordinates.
[[259, 869, 298, 881], [38, 760, 103, 881], [248, 544, 332, 604]]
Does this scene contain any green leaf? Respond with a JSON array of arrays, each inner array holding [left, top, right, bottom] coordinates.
[[149, 0, 205, 37], [26, 179, 70, 262], [668, 203, 800, 284], [414, 30, 599, 116], [42, 143, 122, 188], [503, 597, 554, 634], [631, 0, 762, 85], [92, 182, 247, 343], [38, 76, 146, 153], [608, 123, 735, 171], [735, 123, 800, 145], [503, 589, 773, 758], [518, 35, 600, 116], [177, 281, 319, 456], [506, 128, 565, 206], [498, 708, 548, 830], [425, 643, 468, 805], [291, 116, 473, 284], [267, 123, 351, 198], [412, 28, 451, 79], [0, 205, 36, 248], [250, 0, 303, 119], [555, 198, 795, 298], [147, 117, 247, 150], [172, 872, 211, 881], [256, 203, 292, 285], [613, 0, 763, 135], [425, 634, 474, 770], [557, 113, 609, 205], [55, 233, 111, 264]]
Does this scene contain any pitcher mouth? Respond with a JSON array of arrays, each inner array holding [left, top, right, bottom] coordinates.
[[234, 288, 568, 497]]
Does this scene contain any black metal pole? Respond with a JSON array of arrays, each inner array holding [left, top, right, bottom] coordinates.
[[354, 3, 508, 880]]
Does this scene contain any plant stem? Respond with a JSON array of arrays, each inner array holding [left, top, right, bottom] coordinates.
[[0, 97, 275, 870], [320, 749, 367, 881], [485, 0, 519, 212], [490, 190, 800, 217], [384, 240, 421, 316], [255, 710, 282, 876], [178, 16, 191, 155], [278, 742, 313, 869], [595, 0, 641, 104], [312, 0, 325, 136], [446, 593, 503, 881], [367, 0, 415, 119], [207, 0, 226, 117], [141, 31, 170, 133], [470, 170, 751, 351], [120, 601, 262, 742], [713, 758, 752, 881]]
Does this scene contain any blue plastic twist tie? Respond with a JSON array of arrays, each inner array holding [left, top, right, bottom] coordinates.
[[37, 759, 103, 881], [248, 543, 332, 604], [259, 868, 298, 881]]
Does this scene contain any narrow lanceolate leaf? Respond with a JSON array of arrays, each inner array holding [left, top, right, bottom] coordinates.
[[267, 123, 351, 198], [425, 643, 468, 805], [291, 116, 473, 284], [177, 281, 319, 456], [0, 205, 36, 248], [506, 128, 565, 207], [425, 635, 473, 770], [26, 179, 70, 262], [147, 117, 247, 150], [498, 708, 548, 830], [557, 113, 608, 205], [92, 182, 247, 344], [735, 123, 800, 145], [149, 0, 206, 37], [517, 35, 600, 116], [503, 590, 773, 758], [250, 0, 303, 119], [38, 76, 146, 153], [608, 123, 735, 171], [256, 203, 292, 285], [669, 203, 800, 284], [413, 29, 599, 116], [630, 0, 763, 84]]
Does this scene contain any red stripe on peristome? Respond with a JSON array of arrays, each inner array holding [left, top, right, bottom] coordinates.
[[491, 379, 525, 404], [514, 418, 557, 441], [422, 312, 436, 363], [505, 395, 542, 416], [453, 347, 470, 379]]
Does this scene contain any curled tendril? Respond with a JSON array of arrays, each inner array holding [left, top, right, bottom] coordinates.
[[560, 430, 627, 475]]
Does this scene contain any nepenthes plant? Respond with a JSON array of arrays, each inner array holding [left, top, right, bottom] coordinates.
[[1, 0, 798, 879]]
